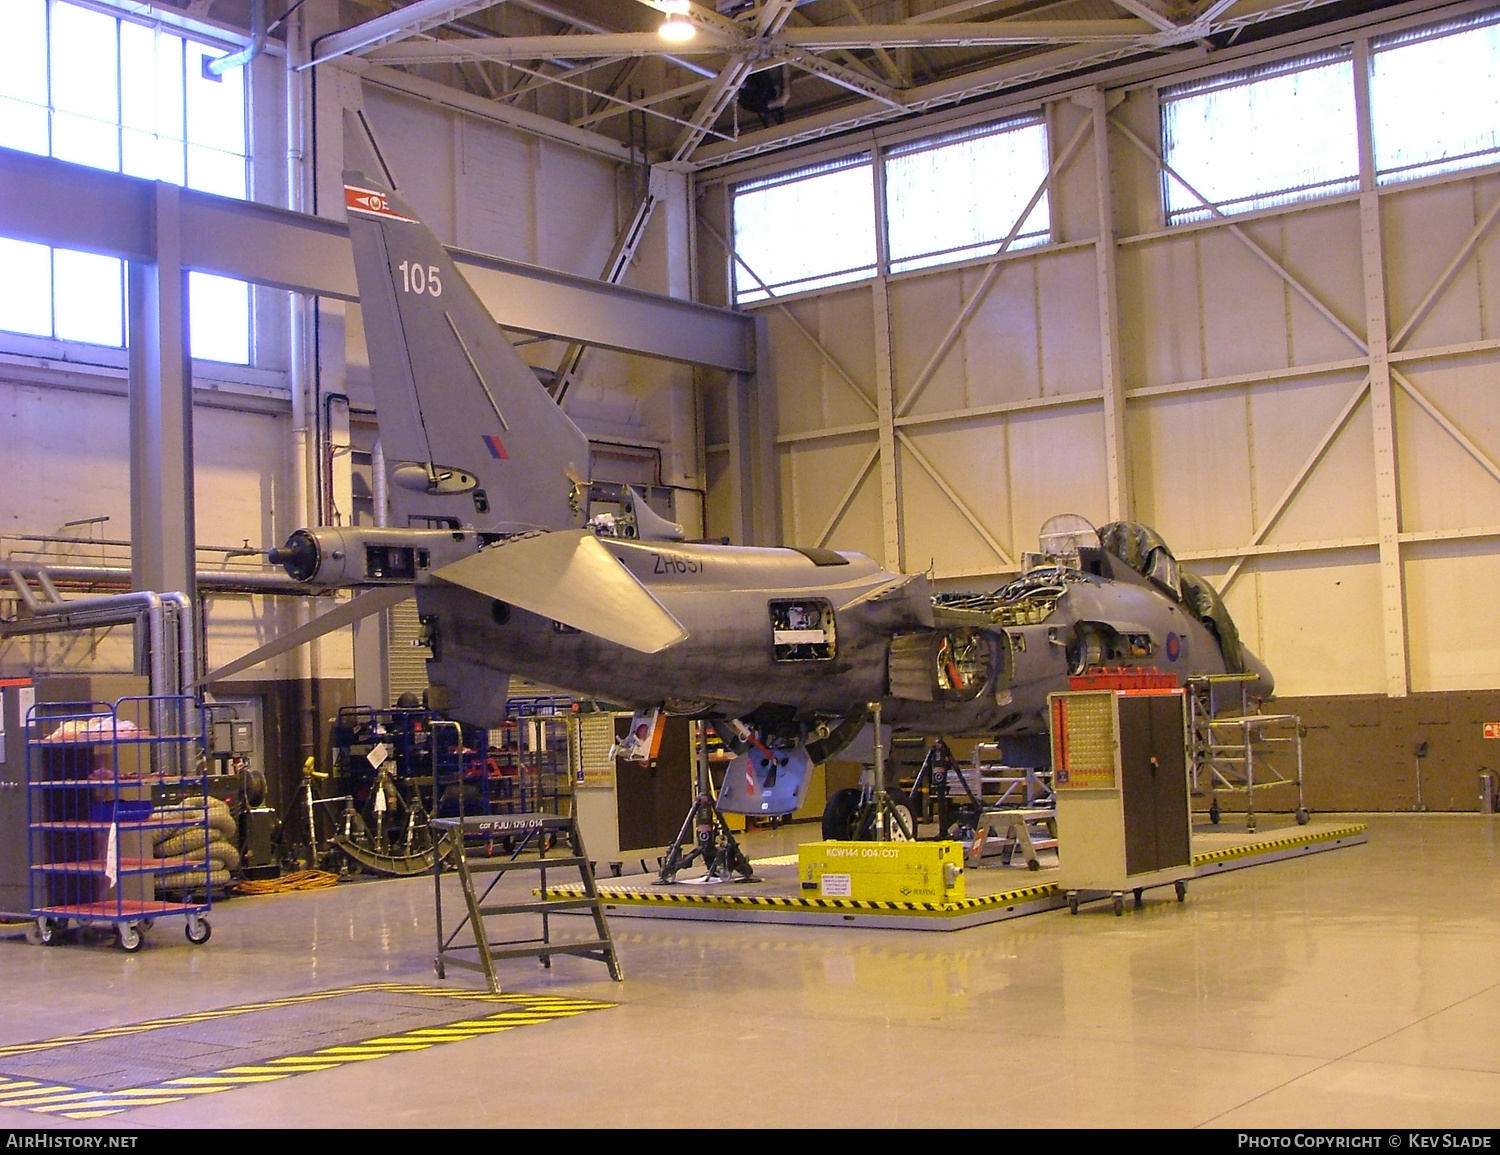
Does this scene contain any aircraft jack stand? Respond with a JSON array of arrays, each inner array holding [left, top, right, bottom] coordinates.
[[658, 791, 759, 884]]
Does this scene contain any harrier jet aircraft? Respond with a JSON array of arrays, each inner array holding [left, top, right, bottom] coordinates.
[[206, 170, 1273, 833]]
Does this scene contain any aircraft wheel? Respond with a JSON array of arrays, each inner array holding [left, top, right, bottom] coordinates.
[[821, 788, 864, 840]]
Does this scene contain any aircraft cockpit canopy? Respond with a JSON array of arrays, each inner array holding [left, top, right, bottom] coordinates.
[[1023, 513, 1103, 574]]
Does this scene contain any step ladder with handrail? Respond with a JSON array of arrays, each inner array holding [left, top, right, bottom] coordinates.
[[429, 811, 622, 994]]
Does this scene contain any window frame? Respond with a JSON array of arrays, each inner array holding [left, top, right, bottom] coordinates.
[[0, 0, 256, 368], [728, 109, 1056, 306], [1369, 8, 1500, 187], [1158, 49, 1361, 228]]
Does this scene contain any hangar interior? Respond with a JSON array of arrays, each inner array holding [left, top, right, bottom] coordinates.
[[2, 0, 1500, 1129]]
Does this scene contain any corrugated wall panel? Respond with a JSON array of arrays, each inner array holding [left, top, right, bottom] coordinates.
[[1405, 542, 1500, 690], [1118, 235, 1206, 388], [782, 435, 881, 551], [1384, 182, 1485, 351], [889, 271, 971, 417], [1279, 204, 1367, 366], [1128, 388, 1256, 553], [387, 598, 429, 704], [898, 420, 1014, 575], [1392, 357, 1500, 532]]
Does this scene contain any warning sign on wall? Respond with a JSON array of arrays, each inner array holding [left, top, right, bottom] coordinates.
[[1484, 722, 1500, 739]]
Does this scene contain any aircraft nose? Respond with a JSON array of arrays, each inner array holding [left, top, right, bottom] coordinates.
[[1241, 648, 1275, 700]]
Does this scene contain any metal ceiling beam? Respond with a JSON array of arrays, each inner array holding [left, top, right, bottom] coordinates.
[[693, 40, 1139, 166], [312, 0, 508, 65], [775, 46, 905, 108], [363, 62, 631, 159], [1110, 0, 1185, 32], [778, 20, 1162, 49], [670, 0, 800, 161], [573, 77, 713, 128], [520, 0, 718, 78], [363, 17, 1166, 65], [0, 148, 755, 373], [367, 32, 735, 63]]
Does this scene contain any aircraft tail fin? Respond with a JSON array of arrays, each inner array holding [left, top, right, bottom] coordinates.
[[344, 169, 591, 533]]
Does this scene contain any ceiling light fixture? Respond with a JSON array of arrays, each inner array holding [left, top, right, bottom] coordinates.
[[659, 1, 696, 43]]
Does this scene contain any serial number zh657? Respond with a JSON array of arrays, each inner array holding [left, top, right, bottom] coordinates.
[[652, 553, 703, 575]]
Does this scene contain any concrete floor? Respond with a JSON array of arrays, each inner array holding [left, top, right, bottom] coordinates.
[[2, 813, 1499, 1129]]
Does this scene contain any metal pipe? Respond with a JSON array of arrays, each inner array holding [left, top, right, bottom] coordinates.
[[0, 581, 196, 701], [205, 0, 268, 79], [7, 570, 40, 615], [1, 563, 314, 595], [162, 591, 196, 694], [2, 532, 270, 555]]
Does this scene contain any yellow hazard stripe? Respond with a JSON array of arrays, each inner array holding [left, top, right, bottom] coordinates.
[[1192, 824, 1367, 866], [545, 825, 1367, 914], [0, 985, 615, 1121], [548, 882, 1061, 914]]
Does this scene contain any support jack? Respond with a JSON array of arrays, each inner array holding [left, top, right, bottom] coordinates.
[[658, 789, 758, 884], [658, 721, 759, 885]]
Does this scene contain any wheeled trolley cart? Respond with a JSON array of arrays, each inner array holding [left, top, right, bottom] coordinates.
[[1050, 686, 1194, 916], [26, 697, 212, 951]]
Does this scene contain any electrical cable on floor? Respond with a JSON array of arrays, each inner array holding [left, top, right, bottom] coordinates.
[[233, 870, 342, 896]]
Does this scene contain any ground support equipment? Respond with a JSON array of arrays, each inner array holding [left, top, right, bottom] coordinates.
[[907, 740, 1055, 867], [1066, 878, 1188, 917], [430, 811, 621, 994], [1187, 675, 1308, 832], [659, 720, 757, 884], [26, 696, 212, 951]]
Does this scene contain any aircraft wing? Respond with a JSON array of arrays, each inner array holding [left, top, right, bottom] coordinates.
[[433, 530, 688, 654], [195, 585, 413, 686]]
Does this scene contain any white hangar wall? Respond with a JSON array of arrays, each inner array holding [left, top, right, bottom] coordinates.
[[0, 43, 300, 683], [697, 5, 1500, 707]]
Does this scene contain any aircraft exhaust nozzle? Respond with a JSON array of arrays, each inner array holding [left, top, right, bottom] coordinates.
[[269, 530, 320, 582]]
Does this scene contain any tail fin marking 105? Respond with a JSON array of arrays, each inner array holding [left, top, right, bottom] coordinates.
[[344, 171, 590, 534]]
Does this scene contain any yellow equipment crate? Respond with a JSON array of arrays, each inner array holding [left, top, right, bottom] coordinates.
[[798, 840, 966, 902]]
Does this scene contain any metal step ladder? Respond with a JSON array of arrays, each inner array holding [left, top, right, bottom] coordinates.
[[430, 812, 622, 994]]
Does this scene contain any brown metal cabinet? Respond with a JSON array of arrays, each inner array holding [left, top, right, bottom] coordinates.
[[1051, 688, 1194, 915]]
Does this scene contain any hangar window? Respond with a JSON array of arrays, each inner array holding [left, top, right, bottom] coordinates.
[[0, 0, 250, 363], [884, 116, 1051, 275], [1160, 52, 1359, 225], [732, 154, 876, 303], [1371, 12, 1500, 185]]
